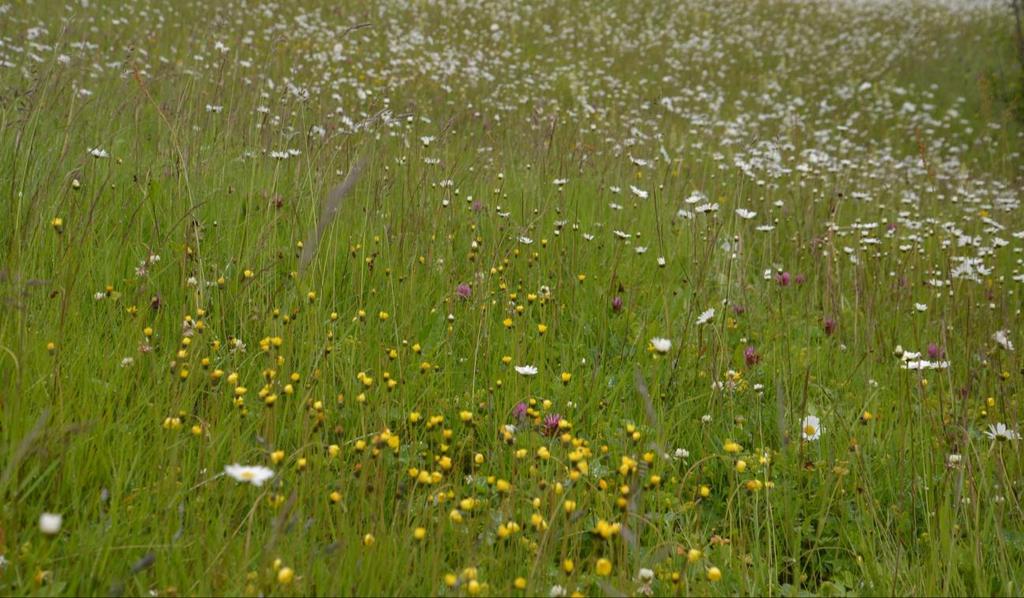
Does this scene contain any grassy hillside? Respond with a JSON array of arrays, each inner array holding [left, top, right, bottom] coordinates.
[[0, 0, 1022, 595]]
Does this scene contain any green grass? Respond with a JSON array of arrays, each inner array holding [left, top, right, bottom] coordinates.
[[1, 0, 1023, 595]]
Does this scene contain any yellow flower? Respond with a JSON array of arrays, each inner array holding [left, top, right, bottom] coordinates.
[[413, 527, 427, 540], [707, 566, 722, 582], [595, 558, 612, 576], [277, 567, 294, 584], [362, 533, 375, 546], [560, 371, 571, 384], [594, 519, 620, 539], [537, 323, 548, 335]]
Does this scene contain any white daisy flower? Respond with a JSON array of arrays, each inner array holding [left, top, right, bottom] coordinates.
[[514, 365, 538, 376], [984, 423, 1020, 441], [800, 415, 822, 441], [696, 307, 715, 326], [992, 330, 1014, 351], [39, 513, 63, 535], [629, 185, 648, 199], [224, 464, 275, 487], [901, 360, 949, 371], [650, 337, 672, 354], [735, 208, 757, 219]]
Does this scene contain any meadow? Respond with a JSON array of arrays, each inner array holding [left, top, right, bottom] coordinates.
[[1, 0, 1023, 595]]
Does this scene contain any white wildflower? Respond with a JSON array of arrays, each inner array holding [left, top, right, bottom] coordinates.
[[39, 513, 63, 535], [224, 464, 275, 487], [650, 337, 672, 354], [514, 365, 538, 376], [696, 307, 715, 326]]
